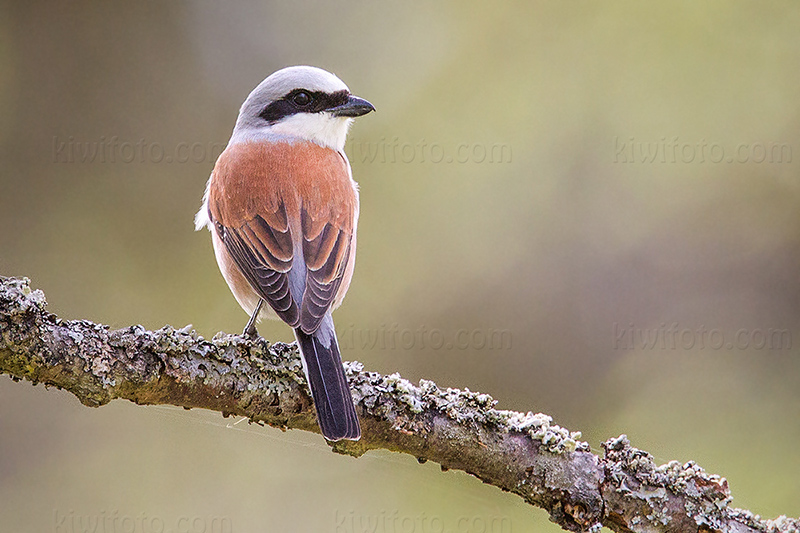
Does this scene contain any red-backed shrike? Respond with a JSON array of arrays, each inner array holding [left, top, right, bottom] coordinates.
[[195, 66, 374, 441]]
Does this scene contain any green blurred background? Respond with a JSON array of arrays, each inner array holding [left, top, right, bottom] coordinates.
[[2, 1, 799, 531]]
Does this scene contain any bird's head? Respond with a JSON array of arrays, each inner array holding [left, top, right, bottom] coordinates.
[[231, 65, 375, 151]]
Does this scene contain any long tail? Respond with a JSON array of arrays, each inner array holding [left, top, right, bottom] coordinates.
[[294, 317, 361, 441]]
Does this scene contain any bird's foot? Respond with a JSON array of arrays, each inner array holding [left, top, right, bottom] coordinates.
[[242, 298, 265, 339], [243, 322, 259, 339]]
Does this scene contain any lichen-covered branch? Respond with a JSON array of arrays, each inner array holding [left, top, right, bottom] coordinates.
[[0, 276, 797, 533]]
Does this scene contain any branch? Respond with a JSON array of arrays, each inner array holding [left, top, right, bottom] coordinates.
[[0, 276, 796, 533]]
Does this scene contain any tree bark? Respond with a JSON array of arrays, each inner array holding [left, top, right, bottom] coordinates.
[[0, 276, 797, 533]]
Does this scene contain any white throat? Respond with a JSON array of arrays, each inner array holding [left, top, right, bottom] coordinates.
[[231, 112, 353, 152]]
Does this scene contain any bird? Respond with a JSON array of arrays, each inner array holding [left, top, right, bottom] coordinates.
[[195, 66, 374, 441]]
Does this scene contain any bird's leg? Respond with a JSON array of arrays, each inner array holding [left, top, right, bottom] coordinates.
[[243, 299, 264, 339]]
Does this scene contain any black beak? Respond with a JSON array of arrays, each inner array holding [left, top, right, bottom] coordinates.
[[329, 95, 375, 118]]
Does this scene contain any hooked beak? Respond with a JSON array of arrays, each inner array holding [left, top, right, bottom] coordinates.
[[329, 95, 375, 118]]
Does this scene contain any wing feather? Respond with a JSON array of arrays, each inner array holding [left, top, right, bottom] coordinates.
[[208, 141, 356, 334], [299, 208, 353, 333]]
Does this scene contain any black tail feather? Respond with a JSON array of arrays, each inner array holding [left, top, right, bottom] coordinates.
[[294, 326, 361, 441]]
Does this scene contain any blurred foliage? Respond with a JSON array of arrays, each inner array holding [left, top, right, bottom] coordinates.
[[1, 1, 799, 531]]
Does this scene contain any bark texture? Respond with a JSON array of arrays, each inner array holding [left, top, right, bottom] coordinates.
[[0, 276, 797, 533]]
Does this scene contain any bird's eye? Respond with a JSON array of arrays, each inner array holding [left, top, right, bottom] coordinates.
[[292, 91, 313, 107]]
